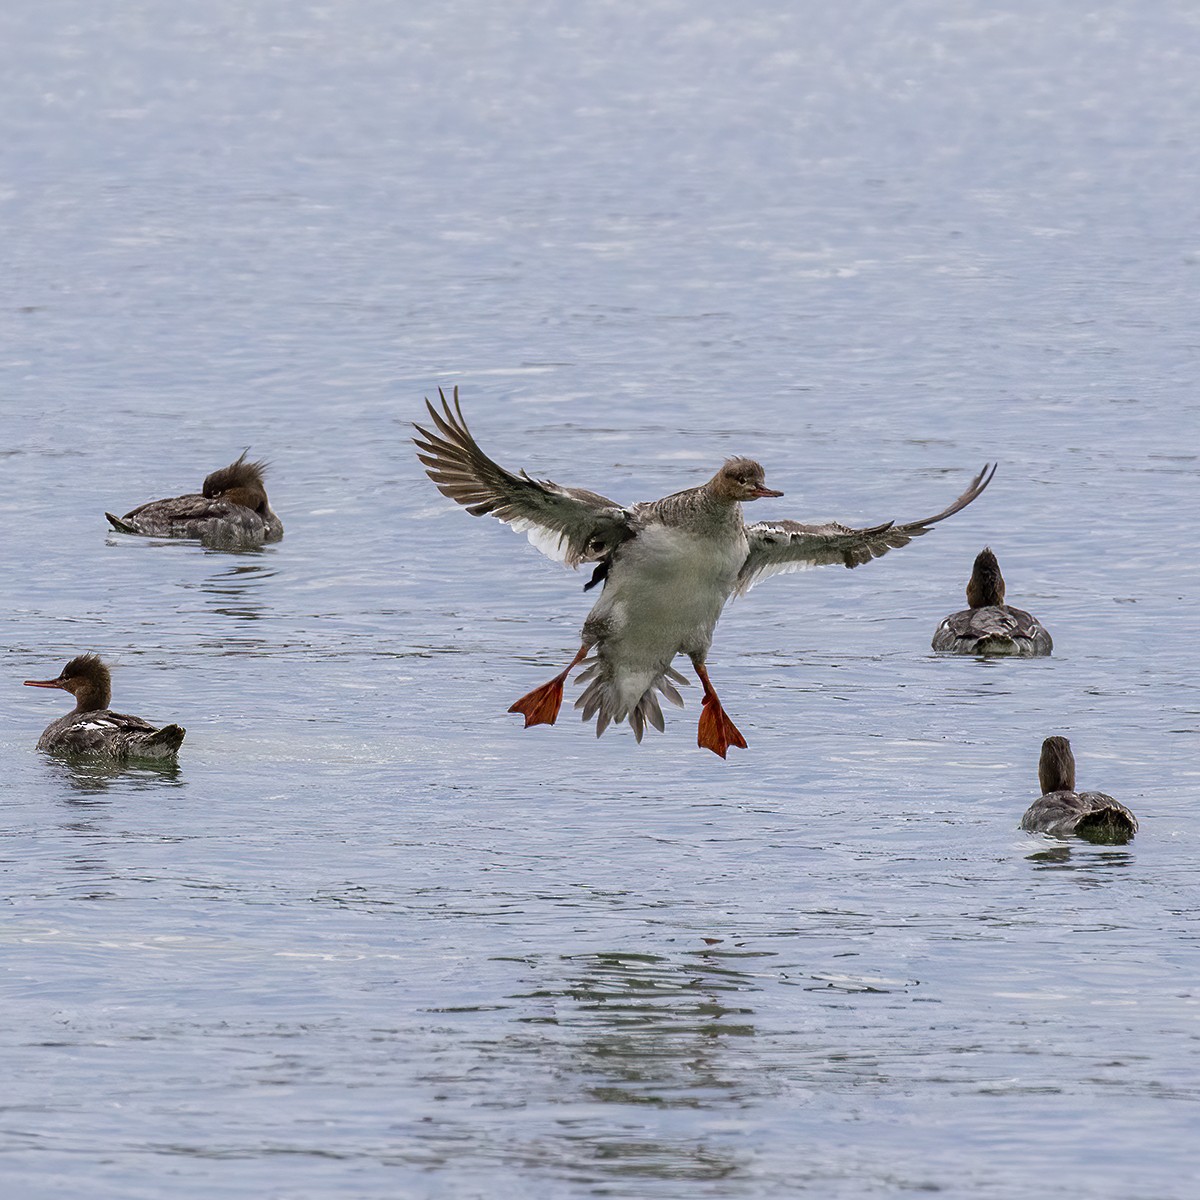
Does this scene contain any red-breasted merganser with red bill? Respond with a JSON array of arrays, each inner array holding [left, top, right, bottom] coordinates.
[[24, 654, 185, 759], [415, 388, 994, 757], [1020, 736, 1136, 843], [106, 452, 283, 549]]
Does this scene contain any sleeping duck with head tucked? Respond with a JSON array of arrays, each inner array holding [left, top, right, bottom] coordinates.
[[932, 547, 1051, 656], [24, 654, 185, 760], [106, 452, 283, 549], [415, 386, 995, 757]]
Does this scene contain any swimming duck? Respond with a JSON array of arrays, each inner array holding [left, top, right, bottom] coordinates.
[[414, 388, 995, 756], [106, 452, 283, 549], [24, 654, 186, 759], [1021, 736, 1136, 843], [932, 547, 1051, 655]]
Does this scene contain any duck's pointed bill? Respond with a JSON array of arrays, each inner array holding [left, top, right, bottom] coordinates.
[[24, 678, 65, 689], [750, 486, 784, 498]]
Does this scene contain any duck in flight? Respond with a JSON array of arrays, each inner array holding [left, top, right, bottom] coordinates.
[[24, 654, 186, 760], [415, 388, 994, 757], [1021, 736, 1136, 843], [106, 452, 283, 549], [932, 547, 1052, 656]]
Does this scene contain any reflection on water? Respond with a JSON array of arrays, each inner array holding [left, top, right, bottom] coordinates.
[[505, 948, 760, 1182], [194, 561, 279, 622], [1026, 843, 1136, 874], [560, 1137, 742, 1186], [804, 971, 917, 994], [515, 946, 757, 1020], [105, 532, 273, 561], [44, 754, 184, 797]]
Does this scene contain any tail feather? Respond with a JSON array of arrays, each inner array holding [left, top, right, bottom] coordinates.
[[975, 635, 1017, 655], [655, 674, 687, 708], [106, 512, 138, 534], [129, 723, 186, 759], [1075, 806, 1137, 844], [629, 705, 644, 743], [573, 656, 680, 741], [641, 691, 665, 733]]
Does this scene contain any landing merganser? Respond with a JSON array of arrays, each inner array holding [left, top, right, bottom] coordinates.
[[1021, 736, 1136, 843], [24, 654, 186, 759], [932, 547, 1051, 656], [415, 388, 994, 757], [106, 452, 283, 549]]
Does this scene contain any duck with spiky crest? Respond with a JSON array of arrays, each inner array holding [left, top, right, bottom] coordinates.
[[106, 452, 283, 549], [24, 654, 186, 760], [414, 387, 995, 757], [1021, 737, 1137, 843], [932, 547, 1052, 656]]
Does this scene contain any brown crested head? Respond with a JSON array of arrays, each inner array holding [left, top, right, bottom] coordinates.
[[203, 451, 271, 514], [24, 652, 112, 712], [709, 457, 784, 503], [1038, 735, 1076, 794], [966, 546, 1006, 608]]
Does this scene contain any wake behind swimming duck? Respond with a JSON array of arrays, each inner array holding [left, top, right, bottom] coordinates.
[[106, 452, 283, 549], [24, 654, 185, 760], [415, 388, 994, 757], [932, 547, 1052, 656], [1021, 736, 1136, 843]]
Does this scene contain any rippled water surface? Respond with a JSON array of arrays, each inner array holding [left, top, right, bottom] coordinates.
[[3, 2, 1199, 1197]]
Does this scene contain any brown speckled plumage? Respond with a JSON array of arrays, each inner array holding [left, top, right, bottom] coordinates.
[[1020, 737, 1136, 843], [106, 452, 283, 549], [932, 548, 1052, 656], [24, 654, 185, 760]]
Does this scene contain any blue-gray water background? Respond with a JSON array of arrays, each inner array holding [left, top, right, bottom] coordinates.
[[2, 2, 1198, 1197]]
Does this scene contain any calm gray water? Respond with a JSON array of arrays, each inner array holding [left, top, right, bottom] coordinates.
[[2, 2, 1199, 1197]]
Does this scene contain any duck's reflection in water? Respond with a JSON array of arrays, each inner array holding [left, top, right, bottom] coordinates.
[[494, 946, 769, 1183], [196, 559, 278, 622], [1026, 842, 1135, 877], [46, 754, 183, 798]]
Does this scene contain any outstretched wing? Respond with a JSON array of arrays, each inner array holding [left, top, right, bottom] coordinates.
[[413, 387, 633, 568], [736, 463, 996, 594]]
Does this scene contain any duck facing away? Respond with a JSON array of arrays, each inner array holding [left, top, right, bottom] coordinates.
[[24, 654, 185, 760], [932, 547, 1051, 656], [415, 387, 995, 757], [1021, 736, 1136, 843], [106, 452, 283, 549]]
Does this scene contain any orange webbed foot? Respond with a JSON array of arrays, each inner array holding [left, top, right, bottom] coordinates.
[[508, 676, 566, 728], [508, 646, 589, 730], [697, 693, 748, 758]]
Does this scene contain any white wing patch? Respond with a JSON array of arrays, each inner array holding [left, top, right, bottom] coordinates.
[[511, 518, 572, 565], [737, 557, 821, 593]]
